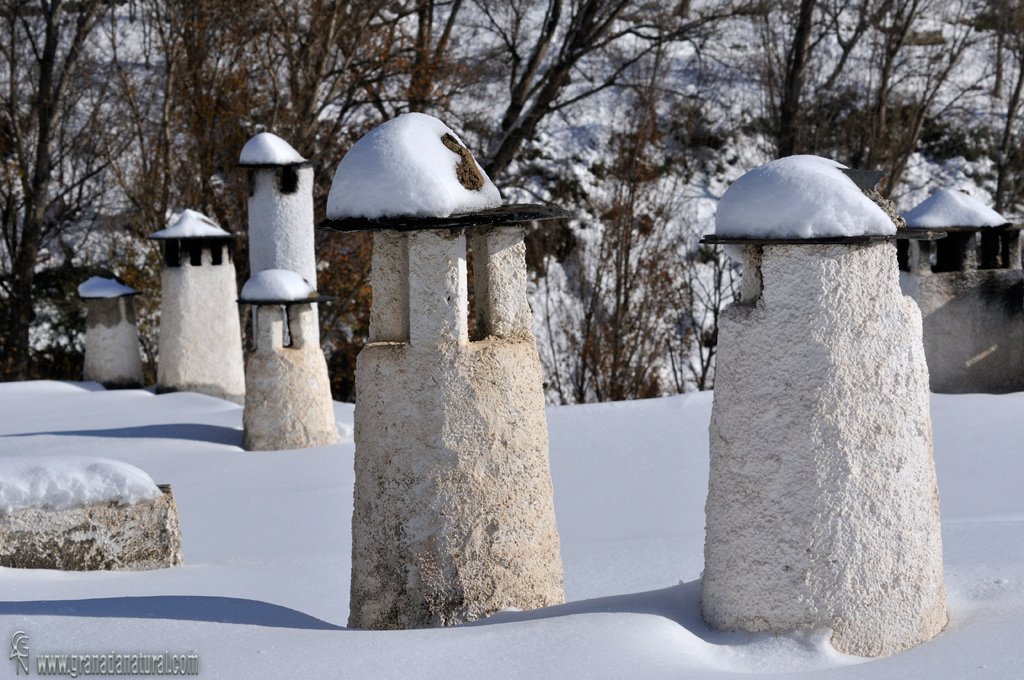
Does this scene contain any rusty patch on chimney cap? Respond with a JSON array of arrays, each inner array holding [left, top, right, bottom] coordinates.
[[441, 133, 485, 191]]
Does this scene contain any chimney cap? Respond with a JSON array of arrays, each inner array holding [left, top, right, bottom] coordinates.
[[318, 203, 569, 233], [150, 209, 235, 240], [715, 156, 896, 240], [700, 229, 946, 246], [326, 113, 502, 220], [78, 273, 140, 299], [902, 188, 1010, 230], [238, 269, 336, 305], [237, 132, 308, 168], [238, 293, 338, 306]]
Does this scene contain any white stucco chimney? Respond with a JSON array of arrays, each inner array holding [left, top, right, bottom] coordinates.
[[78, 273, 144, 389], [702, 158, 946, 658], [151, 210, 246, 404]]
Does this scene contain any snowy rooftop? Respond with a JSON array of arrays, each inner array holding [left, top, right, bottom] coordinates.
[[78, 275, 138, 299], [151, 209, 232, 240], [0, 455, 161, 514], [240, 269, 316, 302], [901, 189, 1008, 228], [715, 155, 895, 239], [326, 112, 502, 220], [1, 381, 1022, 676], [238, 132, 306, 166]]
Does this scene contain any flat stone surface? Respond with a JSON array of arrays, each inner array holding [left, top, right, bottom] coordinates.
[[318, 204, 569, 233]]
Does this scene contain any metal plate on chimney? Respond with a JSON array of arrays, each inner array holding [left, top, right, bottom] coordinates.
[[317, 204, 570, 233], [925, 223, 1018, 232], [700, 228, 946, 246], [237, 294, 340, 306], [234, 161, 315, 170]]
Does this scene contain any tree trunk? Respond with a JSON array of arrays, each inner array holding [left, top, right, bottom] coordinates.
[[777, 0, 816, 157], [995, 52, 1024, 213]]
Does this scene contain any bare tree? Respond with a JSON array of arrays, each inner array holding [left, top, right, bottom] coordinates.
[[469, 0, 732, 182], [868, 0, 978, 193], [536, 46, 688, 403], [666, 241, 738, 392], [993, 0, 1024, 215], [0, 0, 112, 380]]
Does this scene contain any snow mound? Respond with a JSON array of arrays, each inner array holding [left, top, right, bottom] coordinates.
[[327, 112, 502, 219], [239, 132, 306, 166], [151, 209, 231, 239], [0, 456, 161, 513], [78, 276, 137, 299], [715, 155, 895, 239], [902, 188, 1008, 228], [241, 269, 315, 301]]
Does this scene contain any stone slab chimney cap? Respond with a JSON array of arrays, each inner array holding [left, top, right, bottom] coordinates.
[[839, 168, 885, 192], [901, 188, 1011, 231], [318, 203, 569, 233], [931, 224, 1021, 233], [237, 293, 338, 306], [701, 229, 946, 246], [148, 233, 238, 241], [237, 132, 311, 169], [150, 209, 237, 240], [236, 160, 315, 170], [78, 271, 141, 299]]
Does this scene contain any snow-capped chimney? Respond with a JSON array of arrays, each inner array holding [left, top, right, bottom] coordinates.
[[239, 132, 319, 344], [150, 210, 246, 404], [237, 270, 337, 451], [78, 273, 144, 389], [900, 189, 1023, 393], [701, 157, 946, 657], [321, 113, 566, 630]]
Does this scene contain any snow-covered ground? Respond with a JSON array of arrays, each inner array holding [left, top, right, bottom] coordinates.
[[0, 380, 1021, 678]]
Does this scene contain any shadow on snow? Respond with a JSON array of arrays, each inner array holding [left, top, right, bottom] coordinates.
[[0, 596, 342, 631], [1, 423, 242, 447]]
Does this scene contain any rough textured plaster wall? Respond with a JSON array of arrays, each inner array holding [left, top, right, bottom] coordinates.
[[83, 297, 144, 389], [369, 231, 409, 342], [350, 228, 563, 630], [350, 340, 564, 629], [471, 227, 532, 339], [407, 230, 468, 346], [157, 246, 245, 404], [703, 242, 946, 658], [248, 167, 317, 285]]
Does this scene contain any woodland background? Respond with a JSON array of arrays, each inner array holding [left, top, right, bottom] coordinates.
[[2, 0, 1023, 403]]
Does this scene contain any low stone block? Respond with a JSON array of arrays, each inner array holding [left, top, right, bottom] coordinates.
[[0, 485, 183, 571]]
